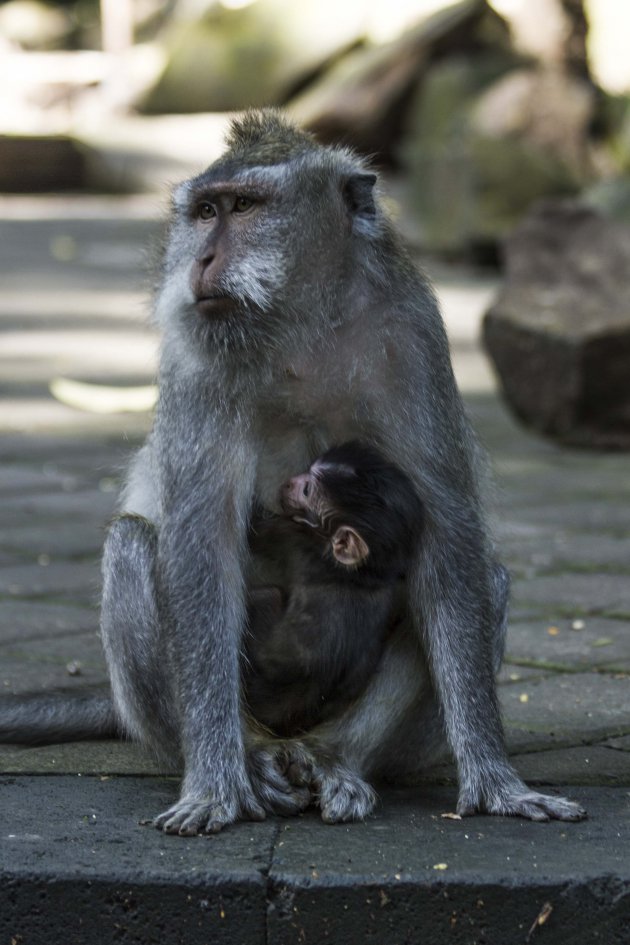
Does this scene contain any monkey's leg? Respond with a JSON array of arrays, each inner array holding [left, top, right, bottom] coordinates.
[[144, 430, 270, 835], [257, 628, 425, 823], [411, 531, 585, 822], [104, 516, 267, 831], [101, 514, 179, 767], [243, 587, 312, 816]]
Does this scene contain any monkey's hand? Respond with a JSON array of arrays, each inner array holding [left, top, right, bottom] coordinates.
[[457, 769, 586, 822], [150, 781, 266, 836]]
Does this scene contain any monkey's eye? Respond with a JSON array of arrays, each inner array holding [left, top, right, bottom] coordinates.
[[233, 196, 254, 214], [198, 202, 216, 221]]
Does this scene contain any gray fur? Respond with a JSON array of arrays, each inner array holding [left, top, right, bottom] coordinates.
[[0, 110, 585, 830]]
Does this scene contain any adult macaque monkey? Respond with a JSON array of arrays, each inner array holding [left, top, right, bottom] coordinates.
[[1, 111, 585, 832]]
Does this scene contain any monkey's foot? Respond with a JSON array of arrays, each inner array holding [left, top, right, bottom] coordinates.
[[248, 746, 311, 816], [263, 740, 377, 823], [314, 763, 378, 824], [151, 786, 266, 836], [457, 785, 586, 822]]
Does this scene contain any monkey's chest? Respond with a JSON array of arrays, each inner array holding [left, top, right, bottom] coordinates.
[[253, 378, 363, 512]]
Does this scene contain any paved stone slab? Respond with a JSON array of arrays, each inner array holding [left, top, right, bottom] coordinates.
[[0, 740, 160, 776], [501, 672, 630, 746], [1, 779, 628, 945], [0, 432, 137, 472], [1, 201, 629, 943], [499, 533, 630, 578], [0, 599, 98, 644], [511, 573, 630, 619], [506, 617, 630, 671], [1, 631, 107, 692], [497, 662, 549, 684], [0, 774, 272, 945], [267, 786, 629, 945], [0, 488, 116, 524], [0, 559, 101, 599], [0, 464, 83, 494], [604, 734, 630, 751], [506, 501, 630, 535], [0, 522, 105, 558], [494, 452, 629, 494], [509, 745, 630, 786]]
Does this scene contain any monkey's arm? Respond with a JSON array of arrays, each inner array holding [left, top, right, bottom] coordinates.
[[149, 393, 265, 834]]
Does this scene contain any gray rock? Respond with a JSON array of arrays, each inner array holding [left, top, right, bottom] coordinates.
[[403, 65, 585, 254], [293, 0, 511, 162], [0, 136, 90, 193], [583, 175, 630, 226], [140, 0, 364, 115], [483, 200, 630, 448]]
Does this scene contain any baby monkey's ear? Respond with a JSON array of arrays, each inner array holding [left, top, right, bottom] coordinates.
[[331, 527, 370, 567]]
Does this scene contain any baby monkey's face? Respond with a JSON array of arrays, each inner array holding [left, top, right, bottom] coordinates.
[[279, 460, 332, 528], [279, 459, 369, 569]]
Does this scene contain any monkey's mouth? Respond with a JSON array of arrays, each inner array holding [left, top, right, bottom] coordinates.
[[194, 295, 237, 317]]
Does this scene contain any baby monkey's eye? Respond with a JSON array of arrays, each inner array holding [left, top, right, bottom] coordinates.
[[233, 196, 254, 213], [198, 202, 216, 221]]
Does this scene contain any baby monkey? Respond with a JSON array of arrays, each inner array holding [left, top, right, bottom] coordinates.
[[244, 442, 423, 736]]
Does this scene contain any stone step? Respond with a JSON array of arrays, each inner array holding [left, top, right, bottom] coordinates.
[[1, 777, 628, 945]]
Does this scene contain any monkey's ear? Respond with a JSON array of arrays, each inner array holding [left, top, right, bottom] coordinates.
[[343, 173, 377, 219], [331, 526, 370, 567]]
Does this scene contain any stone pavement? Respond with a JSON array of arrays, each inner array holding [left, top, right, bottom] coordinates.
[[0, 197, 629, 944]]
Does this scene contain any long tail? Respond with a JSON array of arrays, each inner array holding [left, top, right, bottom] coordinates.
[[0, 690, 120, 745]]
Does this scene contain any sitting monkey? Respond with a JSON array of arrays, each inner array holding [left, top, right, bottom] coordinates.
[[244, 441, 423, 737], [0, 111, 586, 831]]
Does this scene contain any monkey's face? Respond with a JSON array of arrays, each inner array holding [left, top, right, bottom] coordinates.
[[280, 469, 322, 526], [158, 168, 290, 340], [280, 461, 370, 569], [155, 131, 380, 356]]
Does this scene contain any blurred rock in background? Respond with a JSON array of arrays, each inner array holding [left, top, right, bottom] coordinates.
[[483, 200, 630, 449]]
